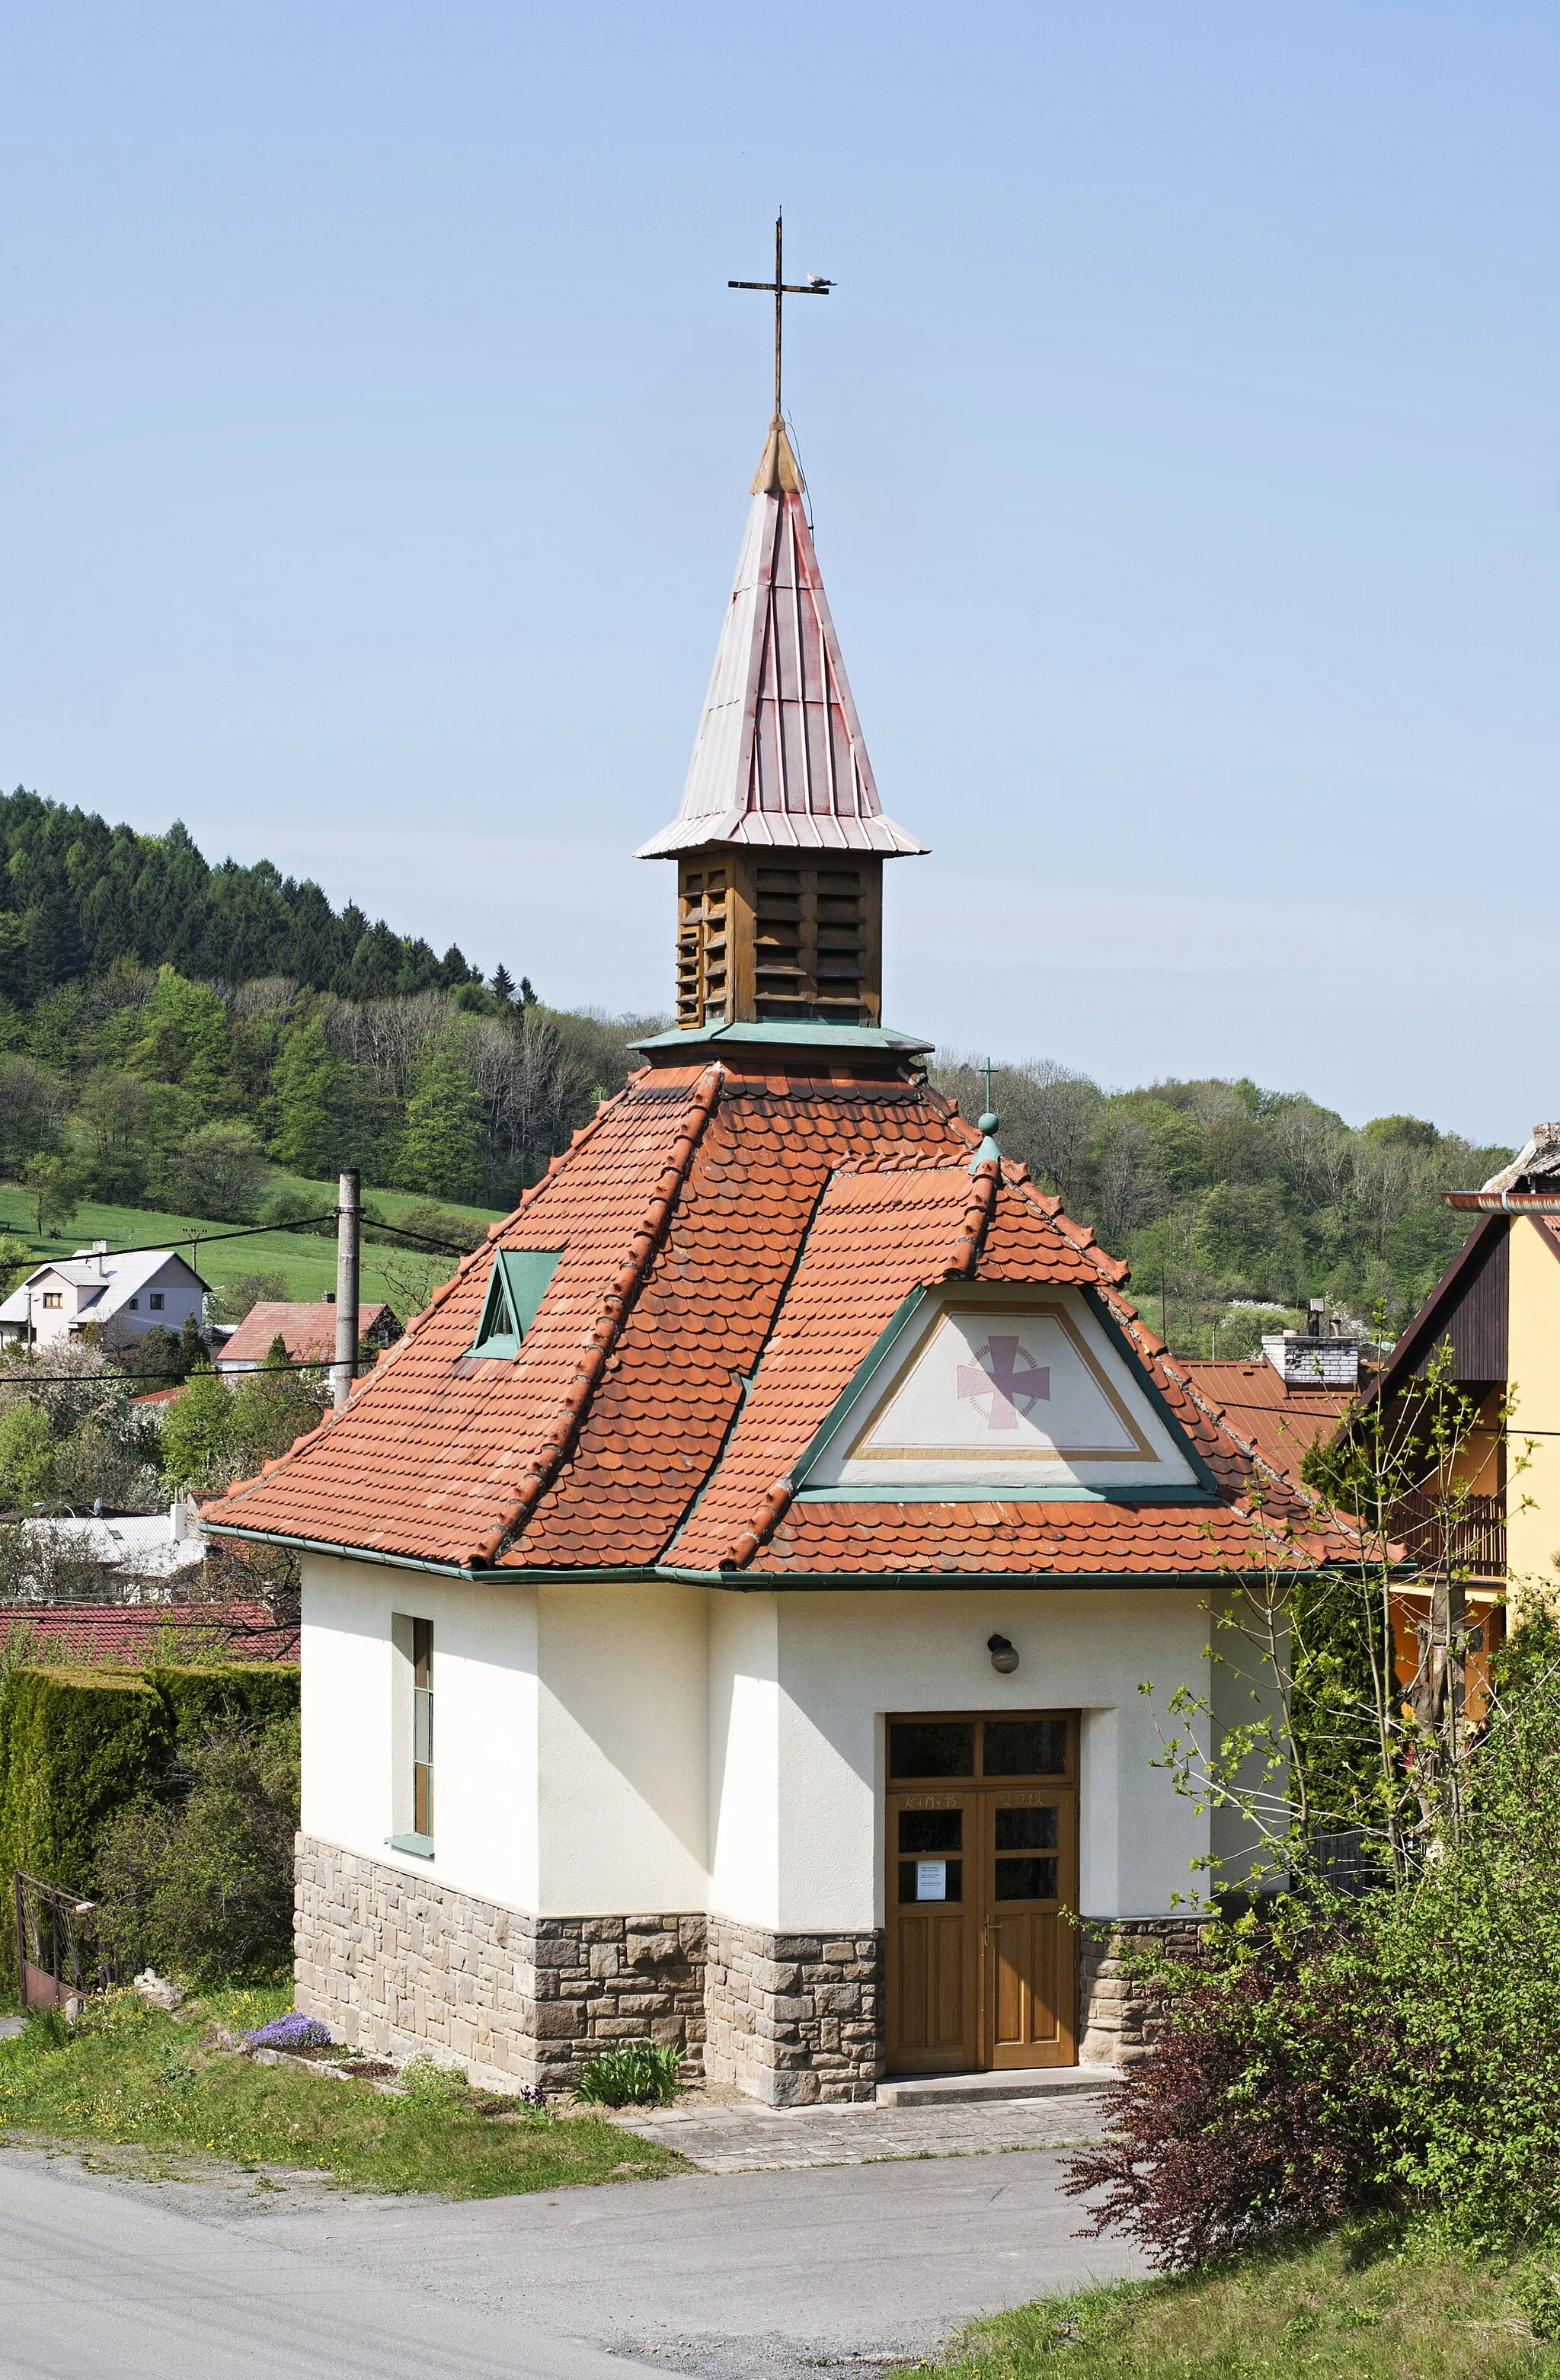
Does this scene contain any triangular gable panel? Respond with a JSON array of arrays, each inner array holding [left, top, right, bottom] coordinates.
[[803, 1288, 1204, 1493]]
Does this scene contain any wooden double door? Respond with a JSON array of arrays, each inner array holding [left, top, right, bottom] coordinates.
[[885, 1711, 1078, 2075]]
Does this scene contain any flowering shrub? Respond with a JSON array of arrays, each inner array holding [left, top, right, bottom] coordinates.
[[245, 2013, 332, 2052], [1065, 1911, 1405, 2270], [1068, 1659, 1560, 2271]]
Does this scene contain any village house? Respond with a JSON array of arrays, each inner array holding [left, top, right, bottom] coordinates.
[[201, 410, 1363, 2102], [1344, 1122, 1560, 1672], [213, 1295, 399, 1378], [0, 1244, 208, 1353]]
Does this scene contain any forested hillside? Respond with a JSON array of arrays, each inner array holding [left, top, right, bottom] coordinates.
[[932, 1057, 1510, 1353], [0, 790, 1511, 1352], [0, 790, 660, 1219]]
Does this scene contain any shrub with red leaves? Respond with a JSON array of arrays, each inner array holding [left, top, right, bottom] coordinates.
[[1064, 1913, 1409, 2272]]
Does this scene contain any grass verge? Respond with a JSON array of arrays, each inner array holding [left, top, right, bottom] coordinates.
[[914, 2228, 1560, 2379], [0, 1985, 680, 2198]]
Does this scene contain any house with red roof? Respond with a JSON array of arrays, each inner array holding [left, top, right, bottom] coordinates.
[[202, 407, 1363, 2104], [213, 1297, 399, 1376]]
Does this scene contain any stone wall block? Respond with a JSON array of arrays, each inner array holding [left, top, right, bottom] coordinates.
[[293, 1838, 706, 2092], [703, 1918, 884, 2106]]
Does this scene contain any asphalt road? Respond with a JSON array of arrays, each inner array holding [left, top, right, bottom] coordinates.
[[0, 2142, 1140, 2379]]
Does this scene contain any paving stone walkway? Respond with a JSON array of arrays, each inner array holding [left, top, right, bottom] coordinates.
[[614, 2087, 1114, 2173]]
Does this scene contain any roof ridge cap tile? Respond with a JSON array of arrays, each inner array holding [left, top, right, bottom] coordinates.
[[479, 1064, 725, 1566]]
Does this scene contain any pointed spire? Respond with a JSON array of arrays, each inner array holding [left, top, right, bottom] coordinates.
[[750, 413, 807, 496], [636, 424, 928, 860]]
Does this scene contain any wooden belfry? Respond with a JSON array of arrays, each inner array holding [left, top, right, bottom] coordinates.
[[637, 216, 926, 1032]]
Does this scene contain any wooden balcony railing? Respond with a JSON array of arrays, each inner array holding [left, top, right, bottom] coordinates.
[[1389, 1489, 1505, 1577]]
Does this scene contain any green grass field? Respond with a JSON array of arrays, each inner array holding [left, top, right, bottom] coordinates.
[[920, 2229, 1560, 2380], [0, 1177, 507, 1312], [0, 1986, 679, 2197]]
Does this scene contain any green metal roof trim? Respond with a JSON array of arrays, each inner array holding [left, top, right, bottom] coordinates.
[[631, 1019, 933, 1055], [202, 1520, 1386, 1590]]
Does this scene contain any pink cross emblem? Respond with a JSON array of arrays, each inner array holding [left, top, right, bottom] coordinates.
[[955, 1336, 1050, 1432]]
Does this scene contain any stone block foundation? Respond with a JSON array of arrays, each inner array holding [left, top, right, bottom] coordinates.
[[1078, 1915, 1213, 2067], [704, 1916, 883, 2104], [293, 1835, 705, 2094], [299, 1839, 1200, 2097]]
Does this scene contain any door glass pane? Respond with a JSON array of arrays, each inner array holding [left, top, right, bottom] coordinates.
[[994, 1806, 1059, 1851], [994, 1856, 1057, 1901], [983, 1718, 1067, 1777], [890, 1721, 976, 1778], [898, 1857, 964, 1904], [898, 1809, 962, 1854]]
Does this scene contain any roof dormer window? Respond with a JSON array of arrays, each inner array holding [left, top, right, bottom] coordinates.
[[468, 1250, 563, 1359]]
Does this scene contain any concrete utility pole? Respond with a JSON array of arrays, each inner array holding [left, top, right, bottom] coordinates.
[[333, 1167, 360, 1411]]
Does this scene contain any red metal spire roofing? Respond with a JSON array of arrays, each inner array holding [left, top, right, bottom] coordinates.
[[635, 421, 928, 860], [200, 1062, 1363, 1585]]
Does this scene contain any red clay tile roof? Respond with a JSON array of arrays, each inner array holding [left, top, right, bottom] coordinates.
[[200, 1064, 1362, 1582], [0, 1601, 299, 1662], [1182, 1361, 1347, 1489], [217, 1301, 395, 1368]]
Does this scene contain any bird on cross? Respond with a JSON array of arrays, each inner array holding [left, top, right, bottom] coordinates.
[[729, 211, 833, 426]]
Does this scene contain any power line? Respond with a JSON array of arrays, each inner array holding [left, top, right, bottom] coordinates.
[[5, 1214, 474, 1259]]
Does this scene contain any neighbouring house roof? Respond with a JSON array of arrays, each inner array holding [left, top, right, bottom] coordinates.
[[1357, 1213, 1512, 1411], [1481, 1122, 1560, 1195], [1182, 1362, 1349, 1489], [21, 1512, 206, 1582], [0, 1246, 207, 1327], [635, 421, 928, 860], [200, 1062, 1367, 1585], [214, 1300, 396, 1370], [0, 1601, 299, 1663]]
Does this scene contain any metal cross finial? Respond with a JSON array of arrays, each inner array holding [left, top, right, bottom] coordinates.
[[729, 210, 833, 424]]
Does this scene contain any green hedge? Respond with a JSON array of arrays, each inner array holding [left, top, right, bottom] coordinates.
[[0, 1663, 299, 1987]]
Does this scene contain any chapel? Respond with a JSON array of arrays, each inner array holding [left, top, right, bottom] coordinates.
[[203, 408, 1356, 2102]]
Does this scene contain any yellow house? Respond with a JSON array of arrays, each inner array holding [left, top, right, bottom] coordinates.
[[1363, 1122, 1560, 1625]]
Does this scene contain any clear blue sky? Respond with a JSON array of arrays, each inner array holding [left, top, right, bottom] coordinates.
[[4, 3, 1555, 1141]]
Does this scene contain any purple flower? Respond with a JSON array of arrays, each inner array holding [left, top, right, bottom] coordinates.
[[245, 2014, 332, 2052]]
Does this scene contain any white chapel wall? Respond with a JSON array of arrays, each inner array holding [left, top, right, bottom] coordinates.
[[303, 1555, 1235, 1931], [535, 1579, 709, 1917], [708, 1590, 781, 1924], [300, 1553, 539, 1910], [706, 1586, 1215, 1935]]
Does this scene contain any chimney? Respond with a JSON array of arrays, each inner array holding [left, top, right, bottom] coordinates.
[[92, 1239, 108, 1274]]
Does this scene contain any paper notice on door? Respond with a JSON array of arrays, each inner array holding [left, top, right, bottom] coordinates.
[[915, 1860, 948, 1902]]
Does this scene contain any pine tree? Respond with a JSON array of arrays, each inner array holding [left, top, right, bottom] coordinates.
[[491, 964, 516, 1007], [24, 882, 85, 999], [269, 1015, 343, 1177], [395, 1042, 481, 1201]]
